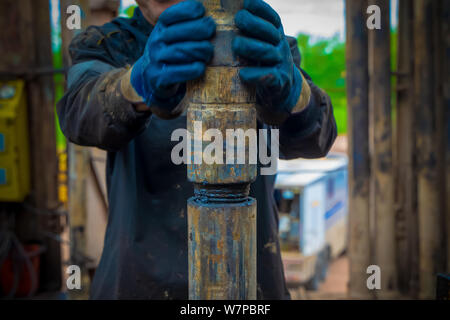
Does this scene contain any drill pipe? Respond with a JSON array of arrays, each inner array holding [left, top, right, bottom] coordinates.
[[187, 0, 257, 300]]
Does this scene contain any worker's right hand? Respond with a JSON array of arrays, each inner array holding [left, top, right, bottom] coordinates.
[[130, 1, 216, 118]]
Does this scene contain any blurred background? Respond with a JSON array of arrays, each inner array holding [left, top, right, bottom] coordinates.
[[0, 0, 448, 300]]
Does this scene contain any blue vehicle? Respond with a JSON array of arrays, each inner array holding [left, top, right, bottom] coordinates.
[[275, 153, 349, 290]]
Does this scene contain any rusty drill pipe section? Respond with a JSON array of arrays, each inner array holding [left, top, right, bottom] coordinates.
[[188, 198, 257, 299], [187, 0, 257, 300]]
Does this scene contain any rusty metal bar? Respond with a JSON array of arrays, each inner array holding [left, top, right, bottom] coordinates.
[[186, 0, 257, 300], [0, 67, 68, 79], [346, 0, 373, 299], [433, 0, 448, 280], [434, 1, 448, 282], [443, 0, 450, 274], [433, 0, 448, 278], [368, 0, 398, 299], [414, 0, 444, 299], [28, 0, 62, 292], [395, 0, 419, 297], [60, 0, 93, 299]]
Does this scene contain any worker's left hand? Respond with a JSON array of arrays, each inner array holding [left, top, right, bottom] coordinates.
[[233, 0, 307, 125]]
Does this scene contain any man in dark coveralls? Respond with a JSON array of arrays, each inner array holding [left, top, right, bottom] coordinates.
[[57, 0, 337, 299]]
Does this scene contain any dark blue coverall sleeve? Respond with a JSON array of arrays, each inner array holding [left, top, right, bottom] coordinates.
[[57, 26, 152, 152], [277, 37, 337, 160]]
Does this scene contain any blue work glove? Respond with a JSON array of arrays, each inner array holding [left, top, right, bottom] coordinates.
[[130, 0, 216, 118], [233, 0, 306, 125]]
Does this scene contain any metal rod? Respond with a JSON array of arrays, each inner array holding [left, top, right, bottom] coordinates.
[[395, 0, 419, 297], [414, 0, 444, 299], [60, 0, 93, 300], [0, 67, 68, 79], [187, 0, 257, 300], [432, 0, 448, 278], [368, 0, 398, 299], [443, 0, 450, 275], [346, 0, 373, 299]]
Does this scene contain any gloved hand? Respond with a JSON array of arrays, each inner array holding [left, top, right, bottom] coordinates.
[[233, 0, 309, 125], [129, 0, 216, 118]]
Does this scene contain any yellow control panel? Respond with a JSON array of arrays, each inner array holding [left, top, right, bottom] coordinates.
[[0, 80, 31, 202]]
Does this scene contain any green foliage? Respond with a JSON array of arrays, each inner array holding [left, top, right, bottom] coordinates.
[[296, 29, 398, 136], [297, 33, 347, 134], [124, 5, 138, 18], [52, 34, 67, 151]]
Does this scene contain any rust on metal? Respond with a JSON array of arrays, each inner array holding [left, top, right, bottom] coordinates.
[[188, 199, 256, 299], [395, 0, 419, 297], [443, 0, 450, 275], [345, 0, 372, 299], [368, 0, 398, 299], [414, 0, 445, 299]]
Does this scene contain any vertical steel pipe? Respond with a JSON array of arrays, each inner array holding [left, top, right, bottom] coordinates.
[[187, 0, 257, 300], [414, 0, 444, 299], [396, 0, 419, 297], [346, 0, 373, 299], [60, 0, 93, 299], [433, 0, 447, 280], [368, 0, 398, 299], [432, 0, 448, 279], [443, 0, 450, 275]]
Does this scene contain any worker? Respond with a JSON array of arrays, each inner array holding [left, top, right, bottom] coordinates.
[[57, 0, 337, 299]]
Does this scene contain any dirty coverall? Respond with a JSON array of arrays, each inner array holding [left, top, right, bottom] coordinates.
[[57, 7, 337, 299]]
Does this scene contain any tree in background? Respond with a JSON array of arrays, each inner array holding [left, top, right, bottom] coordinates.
[[297, 33, 347, 134]]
